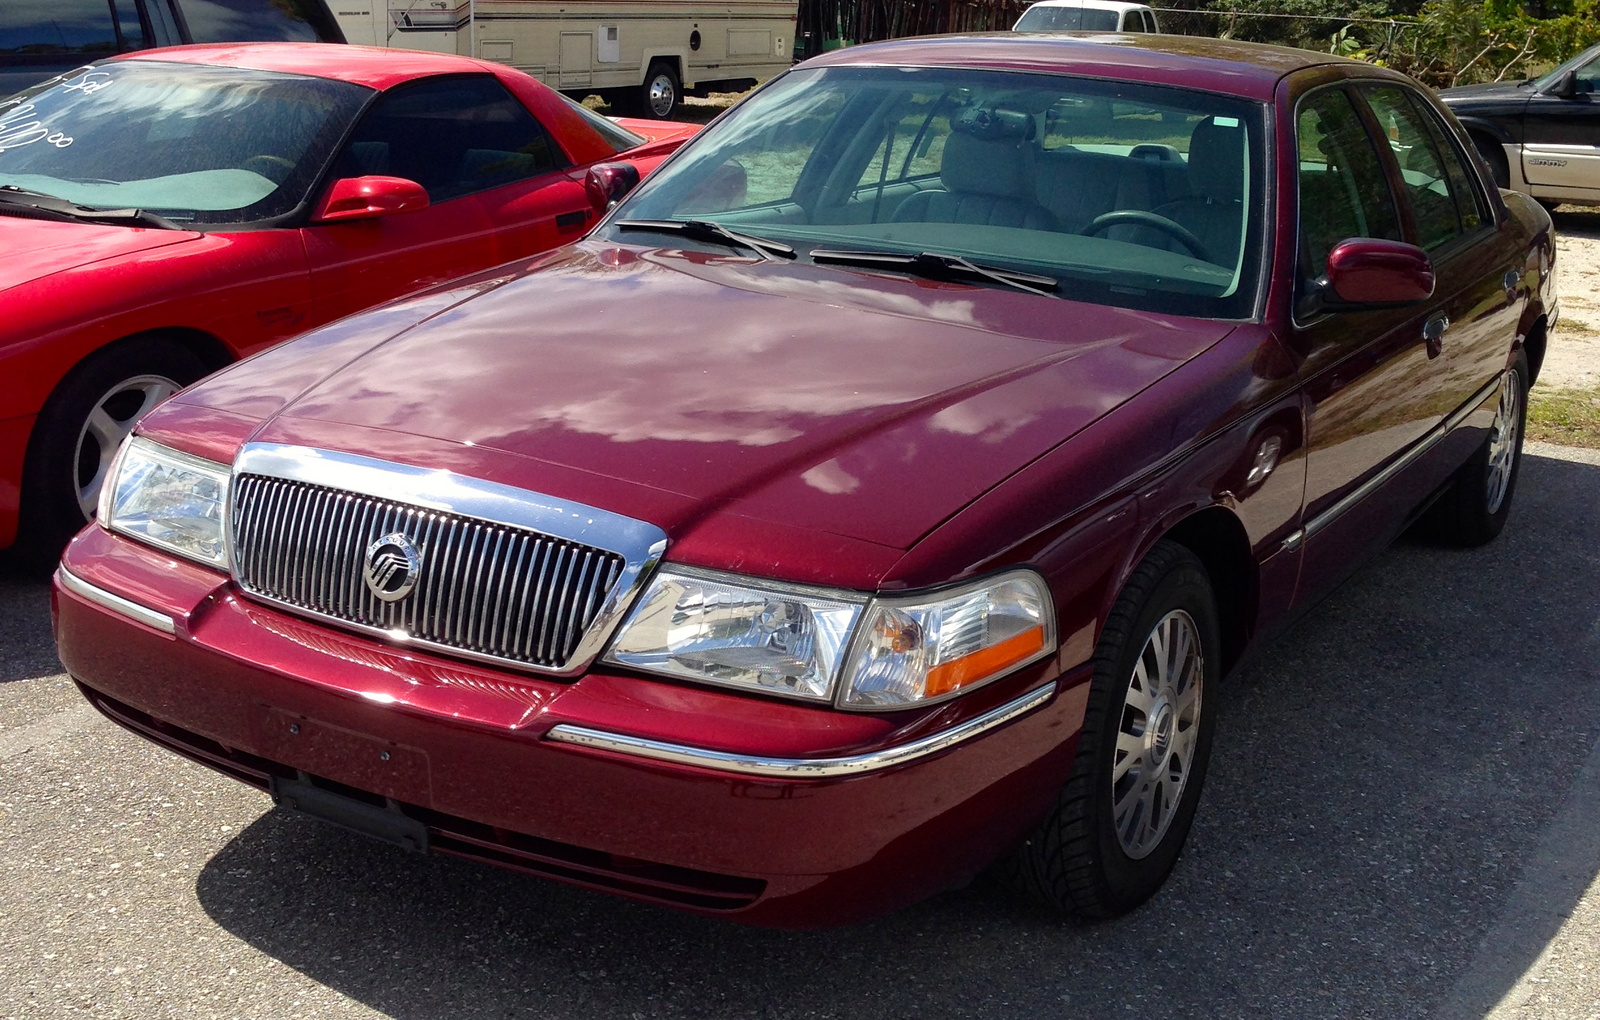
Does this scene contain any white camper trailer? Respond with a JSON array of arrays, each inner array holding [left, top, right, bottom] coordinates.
[[332, 0, 797, 118]]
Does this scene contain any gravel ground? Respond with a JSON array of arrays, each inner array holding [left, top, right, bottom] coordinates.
[[1542, 206, 1600, 390]]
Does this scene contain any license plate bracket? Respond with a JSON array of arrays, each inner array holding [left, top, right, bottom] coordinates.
[[270, 775, 429, 854]]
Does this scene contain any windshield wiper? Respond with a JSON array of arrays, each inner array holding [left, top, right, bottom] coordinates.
[[614, 219, 796, 261], [810, 248, 1059, 298], [0, 185, 181, 230]]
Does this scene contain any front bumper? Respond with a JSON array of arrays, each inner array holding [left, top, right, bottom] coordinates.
[[54, 527, 1087, 927]]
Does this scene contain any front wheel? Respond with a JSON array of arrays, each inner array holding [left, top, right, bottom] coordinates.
[[1005, 540, 1220, 918], [17, 336, 207, 566]]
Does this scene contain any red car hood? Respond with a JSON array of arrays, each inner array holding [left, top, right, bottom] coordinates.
[[176, 242, 1234, 552], [0, 216, 199, 291]]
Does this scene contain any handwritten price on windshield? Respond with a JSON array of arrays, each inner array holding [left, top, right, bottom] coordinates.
[[0, 68, 114, 153]]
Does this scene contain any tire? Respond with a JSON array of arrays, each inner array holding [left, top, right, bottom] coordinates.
[[637, 61, 681, 120], [1004, 540, 1220, 918], [1418, 352, 1528, 548], [16, 336, 207, 567], [1473, 135, 1509, 191]]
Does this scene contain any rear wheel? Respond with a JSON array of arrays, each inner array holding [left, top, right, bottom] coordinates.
[[637, 61, 680, 120], [1005, 540, 1220, 918], [1419, 353, 1528, 547], [17, 336, 207, 567]]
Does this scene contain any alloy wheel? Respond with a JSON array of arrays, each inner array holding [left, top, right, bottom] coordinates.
[[73, 374, 180, 520], [1485, 369, 1522, 515], [1112, 608, 1204, 859]]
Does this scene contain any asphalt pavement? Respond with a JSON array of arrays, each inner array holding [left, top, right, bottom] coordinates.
[[2, 443, 1599, 1020]]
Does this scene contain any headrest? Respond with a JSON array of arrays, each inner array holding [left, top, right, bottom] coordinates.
[[940, 130, 1032, 199], [1186, 117, 1245, 203]]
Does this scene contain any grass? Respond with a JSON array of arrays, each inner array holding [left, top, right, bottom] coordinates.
[[1527, 383, 1600, 449]]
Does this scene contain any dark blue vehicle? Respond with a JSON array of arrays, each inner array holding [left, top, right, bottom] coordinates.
[[1439, 42, 1600, 209]]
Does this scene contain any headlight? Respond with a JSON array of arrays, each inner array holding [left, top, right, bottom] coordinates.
[[838, 571, 1054, 708], [605, 568, 865, 701], [101, 436, 231, 569], [606, 566, 1054, 708]]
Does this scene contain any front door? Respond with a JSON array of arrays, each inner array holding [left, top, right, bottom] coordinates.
[[1289, 84, 1453, 601]]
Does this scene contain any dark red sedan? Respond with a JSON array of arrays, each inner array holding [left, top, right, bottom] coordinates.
[[0, 44, 694, 564], [54, 34, 1556, 927]]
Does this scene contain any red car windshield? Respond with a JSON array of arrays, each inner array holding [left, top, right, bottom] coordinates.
[[0, 61, 370, 225], [612, 66, 1268, 320]]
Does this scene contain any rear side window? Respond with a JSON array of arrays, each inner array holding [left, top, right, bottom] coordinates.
[[1360, 85, 1485, 250], [335, 76, 565, 203], [176, 0, 336, 43], [0, 0, 123, 56]]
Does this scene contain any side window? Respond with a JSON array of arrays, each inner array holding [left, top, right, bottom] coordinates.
[[176, 0, 324, 42], [1123, 11, 1145, 33], [1295, 88, 1403, 284], [0, 0, 120, 55], [1577, 52, 1600, 93], [681, 86, 847, 210], [850, 90, 952, 192], [1361, 85, 1484, 250], [335, 77, 565, 204]]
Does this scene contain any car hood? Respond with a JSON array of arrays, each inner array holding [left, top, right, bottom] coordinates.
[[181, 242, 1234, 552], [1438, 81, 1534, 110], [0, 215, 200, 291]]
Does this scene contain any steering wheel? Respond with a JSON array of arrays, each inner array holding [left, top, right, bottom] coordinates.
[[241, 154, 296, 182], [1082, 210, 1213, 263]]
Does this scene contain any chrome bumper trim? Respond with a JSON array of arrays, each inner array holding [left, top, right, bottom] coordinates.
[[546, 681, 1058, 778], [56, 566, 176, 635]]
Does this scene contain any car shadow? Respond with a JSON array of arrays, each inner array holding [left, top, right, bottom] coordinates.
[[0, 559, 64, 684], [1550, 204, 1600, 241], [191, 448, 1600, 1019]]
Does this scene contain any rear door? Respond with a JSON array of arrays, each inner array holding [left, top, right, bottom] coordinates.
[[302, 74, 594, 324]]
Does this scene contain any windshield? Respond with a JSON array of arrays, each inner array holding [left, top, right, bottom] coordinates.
[[1015, 6, 1122, 31], [1531, 42, 1600, 91], [609, 66, 1267, 319], [0, 61, 371, 225], [556, 91, 647, 151]]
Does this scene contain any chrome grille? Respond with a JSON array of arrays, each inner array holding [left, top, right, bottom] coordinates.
[[231, 475, 627, 671]]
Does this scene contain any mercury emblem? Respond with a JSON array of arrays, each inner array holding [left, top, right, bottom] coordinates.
[[364, 532, 422, 602]]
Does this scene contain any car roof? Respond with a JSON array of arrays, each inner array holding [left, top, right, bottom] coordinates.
[[802, 33, 1364, 101], [118, 42, 508, 90]]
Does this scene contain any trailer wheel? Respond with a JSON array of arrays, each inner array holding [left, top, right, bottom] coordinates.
[[638, 61, 680, 119]]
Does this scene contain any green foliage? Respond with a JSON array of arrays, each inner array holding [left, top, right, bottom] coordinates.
[[1157, 0, 1600, 87]]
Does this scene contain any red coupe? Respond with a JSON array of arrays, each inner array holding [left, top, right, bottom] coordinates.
[[0, 44, 694, 563], [55, 35, 1556, 927]]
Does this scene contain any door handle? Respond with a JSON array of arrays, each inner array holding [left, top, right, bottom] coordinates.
[[1503, 268, 1522, 300], [1422, 315, 1449, 358]]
